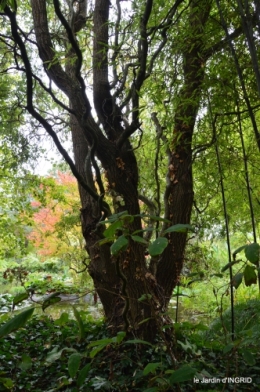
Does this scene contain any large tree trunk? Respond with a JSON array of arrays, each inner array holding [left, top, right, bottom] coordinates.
[[156, 0, 211, 302], [28, 0, 212, 342]]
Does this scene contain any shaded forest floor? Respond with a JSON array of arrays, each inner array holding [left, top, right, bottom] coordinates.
[[0, 310, 260, 392]]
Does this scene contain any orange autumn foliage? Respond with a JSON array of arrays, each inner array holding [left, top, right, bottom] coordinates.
[[28, 172, 81, 258]]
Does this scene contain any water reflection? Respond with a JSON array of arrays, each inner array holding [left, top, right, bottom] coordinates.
[[0, 293, 103, 320], [1, 294, 209, 324]]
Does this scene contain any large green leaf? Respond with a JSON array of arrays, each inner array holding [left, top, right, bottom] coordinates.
[[143, 362, 161, 375], [221, 260, 240, 273], [147, 215, 170, 223], [245, 243, 260, 265], [241, 349, 256, 366], [103, 220, 123, 238], [45, 347, 77, 364], [77, 363, 91, 387], [115, 331, 126, 343], [89, 344, 107, 358], [148, 237, 168, 257], [42, 295, 61, 311], [101, 211, 128, 223], [163, 224, 194, 234], [0, 307, 34, 338], [244, 265, 257, 286], [169, 364, 197, 384], [232, 245, 247, 258], [54, 312, 69, 326], [232, 273, 243, 289], [72, 306, 85, 341], [88, 337, 114, 348], [68, 353, 82, 378], [131, 235, 148, 245], [124, 339, 153, 346], [12, 292, 29, 310], [18, 354, 32, 371], [120, 214, 134, 224], [0, 377, 14, 389], [110, 235, 128, 256]]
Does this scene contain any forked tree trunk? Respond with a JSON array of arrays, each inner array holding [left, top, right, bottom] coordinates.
[[28, 0, 211, 342]]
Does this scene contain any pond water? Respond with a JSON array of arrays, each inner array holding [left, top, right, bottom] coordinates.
[[1, 293, 210, 325], [0, 293, 103, 320]]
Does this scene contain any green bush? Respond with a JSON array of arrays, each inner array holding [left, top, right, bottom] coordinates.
[[204, 298, 260, 344]]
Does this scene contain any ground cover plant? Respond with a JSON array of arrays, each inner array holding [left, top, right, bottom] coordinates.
[[1, 309, 260, 392], [1, 0, 260, 343]]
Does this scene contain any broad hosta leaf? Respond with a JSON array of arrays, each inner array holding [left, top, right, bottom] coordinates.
[[68, 353, 82, 378], [163, 224, 194, 234], [110, 235, 128, 256], [148, 237, 168, 257], [12, 292, 29, 310], [0, 307, 34, 338], [169, 364, 197, 384], [245, 242, 260, 265], [244, 265, 257, 286], [232, 273, 243, 289], [143, 362, 161, 375]]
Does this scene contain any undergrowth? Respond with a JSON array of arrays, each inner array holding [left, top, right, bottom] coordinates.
[[0, 310, 260, 391]]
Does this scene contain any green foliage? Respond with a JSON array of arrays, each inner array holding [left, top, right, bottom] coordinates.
[[220, 242, 260, 289], [204, 299, 260, 345], [72, 305, 86, 342], [148, 237, 168, 257], [100, 211, 194, 258], [169, 365, 197, 384], [25, 279, 79, 295], [0, 307, 34, 338], [1, 313, 260, 391], [42, 292, 61, 312], [110, 235, 129, 256], [12, 292, 29, 309]]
